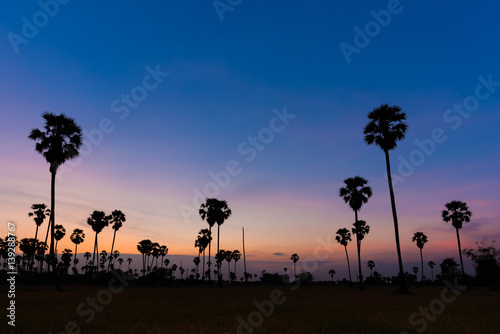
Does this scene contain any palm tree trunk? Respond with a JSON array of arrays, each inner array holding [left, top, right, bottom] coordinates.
[[92, 233, 98, 271], [74, 244, 78, 268], [456, 227, 465, 276], [202, 249, 206, 280], [354, 210, 364, 289], [420, 248, 424, 281], [208, 225, 212, 285], [344, 245, 352, 283], [384, 150, 408, 294], [50, 170, 56, 272], [217, 224, 221, 284], [108, 230, 117, 272]]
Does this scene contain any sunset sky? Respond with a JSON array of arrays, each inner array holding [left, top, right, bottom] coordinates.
[[1, 1, 499, 280]]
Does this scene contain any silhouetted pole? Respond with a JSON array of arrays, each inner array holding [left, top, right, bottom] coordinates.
[[243, 227, 247, 283]]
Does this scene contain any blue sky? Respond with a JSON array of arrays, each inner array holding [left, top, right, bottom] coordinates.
[[1, 1, 499, 280]]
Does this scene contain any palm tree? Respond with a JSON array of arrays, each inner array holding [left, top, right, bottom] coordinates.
[[290, 254, 299, 279], [108, 210, 125, 271], [87, 211, 110, 270], [232, 250, 241, 278], [70, 229, 85, 269], [428, 261, 435, 281], [364, 103, 409, 294], [412, 232, 428, 281], [335, 228, 353, 283], [137, 239, 152, 276], [339, 176, 372, 225], [193, 256, 201, 278], [54, 224, 66, 257], [442, 200, 472, 276], [224, 250, 232, 280], [367, 260, 375, 277], [412, 266, 419, 278], [159, 245, 168, 269], [352, 220, 370, 289], [28, 203, 50, 241], [127, 258, 132, 271], [117, 258, 124, 270], [329, 269, 336, 283], [28, 112, 82, 275], [199, 198, 232, 284]]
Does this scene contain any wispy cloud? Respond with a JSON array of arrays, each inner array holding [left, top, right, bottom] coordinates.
[[273, 252, 285, 256]]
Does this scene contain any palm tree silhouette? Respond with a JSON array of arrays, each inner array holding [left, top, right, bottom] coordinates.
[[159, 245, 168, 269], [83, 252, 91, 271], [108, 210, 125, 271], [412, 266, 419, 278], [363, 103, 409, 294], [137, 239, 152, 276], [199, 198, 232, 284], [352, 220, 370, 289], [69, 229, 85, 269], [28, 112, 82, 276], [442, 200, 472, 276], [117, 258, 124, 270], [195, 228, 211, 280], [367, 260, 375, 277], [54, 225, 66, 258], [336, 228, 353, 284], [87, 211, 110, 271], [412, 232, 428, 281], [28, 203, 50, 241], [232, 250, 241, 278], [329, 269, 336, 283], [290, 253, 299, 279], [427, 261, 435, 281]]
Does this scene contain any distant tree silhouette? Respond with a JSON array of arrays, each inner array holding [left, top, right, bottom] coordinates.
[[232, 250, 241, 278], [199, 198, 232, 284], [412, 266, 419, 276], [159, 245, 168, 269], [150, 242, 160, 269], [84, 252, 91, 272], [440, 257, 460, 281], [428, 261, 435, 281], [336, 228, 353, 283], [54, 224, 66, 257], [367, 260, 375, 277], [127, 257, 132, 271], [28, 203, 50, 241], [28, 112, 82, 278], [117, 257, 124, 270], [329, 269, 336, 283], [442, 200, 472, 276], [87, 211, 110, 271], [35, 241, 48, 272], [290, 253, 299, 279], [108, 210, 125, 271], [70, 229, 85, 269], [195, 229, 211, 278], [137, 240, 152, 276], [352, 220, 370, 289], [364, 103, 409, 294], [412, 232, 428, 281]]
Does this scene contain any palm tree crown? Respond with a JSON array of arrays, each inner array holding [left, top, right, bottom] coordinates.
[[442, 200, 472, 229], [363, 104, 407, 151], [339, 176, 372, 213]]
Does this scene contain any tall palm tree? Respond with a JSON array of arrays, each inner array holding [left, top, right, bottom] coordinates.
[[197, 229, 211, 280], [86, 211, 110, 270], [28, 112, 82, 275], [335, 228, 353, 283], [363, 103, 409, 293], [442, 200, 472, 276], [108, 210, 125, 271], [367, 260, 375, 277], [70, 229, 85, 269], [352, 220, 370, 289], [127, 258, 132, 271], [290, 253, 299, 279], [159, 245, 168, 269], [28, 203, 50, 241], [199, 198, 232, 284], [428, 261, 435, 281], [339, 176, 372, 225], [54, 224, 66, 257], [232, 250, 241, 278], [137, 239, 152, 276], [412, 232, 428, 281]]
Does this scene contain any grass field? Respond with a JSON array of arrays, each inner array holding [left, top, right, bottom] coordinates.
[[2, 282, 499, 334]]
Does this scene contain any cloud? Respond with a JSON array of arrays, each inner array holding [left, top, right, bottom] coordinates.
[[273, 252, 285, 256]]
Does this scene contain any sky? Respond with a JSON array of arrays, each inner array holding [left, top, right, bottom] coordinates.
[[1, 1, 499, 280]]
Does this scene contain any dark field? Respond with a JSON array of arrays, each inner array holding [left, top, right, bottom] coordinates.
[[2, 283, 499, 334]]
